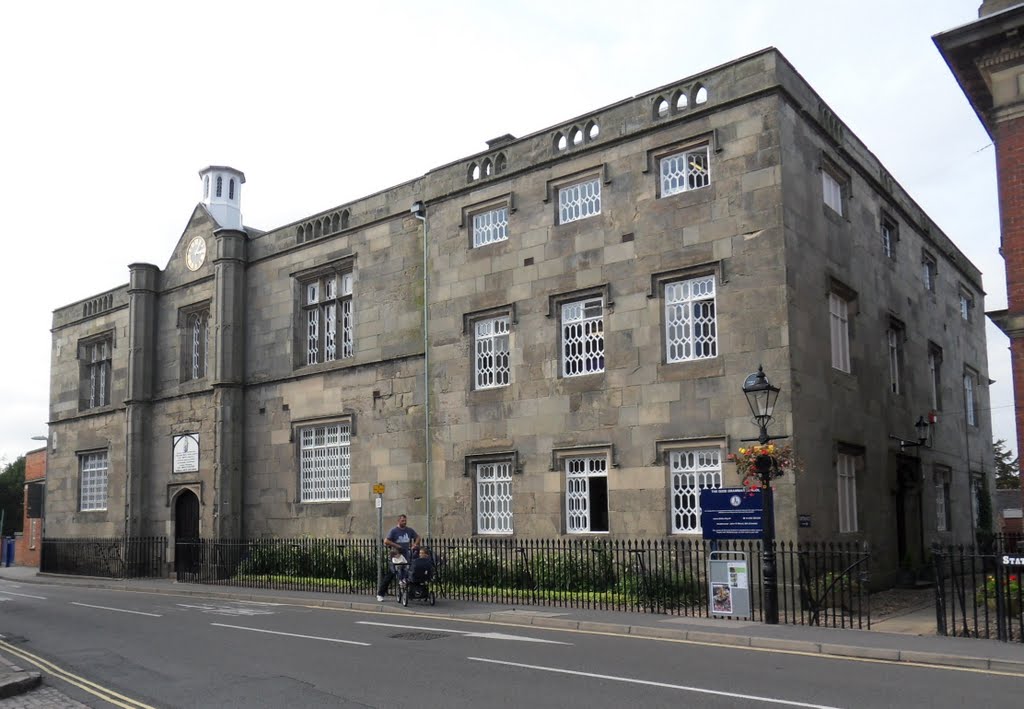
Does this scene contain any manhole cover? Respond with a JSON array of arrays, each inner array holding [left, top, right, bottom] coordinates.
[[389, 632, 449, 641]]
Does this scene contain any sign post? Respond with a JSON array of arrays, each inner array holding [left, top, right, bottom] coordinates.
[[372, 483, 385, 583]]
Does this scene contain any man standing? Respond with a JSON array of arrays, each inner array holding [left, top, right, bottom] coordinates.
[[376, 514, 420, 601]]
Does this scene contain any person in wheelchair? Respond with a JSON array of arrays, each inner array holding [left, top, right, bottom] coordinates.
[[402, 546, 435, 599]]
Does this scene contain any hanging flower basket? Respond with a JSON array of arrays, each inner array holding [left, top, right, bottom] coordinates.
[[727, 443, 798, 491]]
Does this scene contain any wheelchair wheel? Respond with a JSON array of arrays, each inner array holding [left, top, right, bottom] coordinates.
[[429, 591, 436, 606]]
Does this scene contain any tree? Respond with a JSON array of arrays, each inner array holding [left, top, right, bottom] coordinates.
[[994, 438, 1021, 490], [0, 456, 25, 536]]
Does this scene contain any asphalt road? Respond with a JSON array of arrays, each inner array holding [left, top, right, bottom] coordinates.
[[0, 577, 1020, 708]]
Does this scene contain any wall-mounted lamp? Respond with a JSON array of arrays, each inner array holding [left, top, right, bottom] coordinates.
[[890, 415, 931, 453]]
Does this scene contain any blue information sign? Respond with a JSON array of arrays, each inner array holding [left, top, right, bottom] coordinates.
[[700, 487, 764, 540]]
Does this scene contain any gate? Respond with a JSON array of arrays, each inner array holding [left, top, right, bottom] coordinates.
[[933, 537, 1024, 642]]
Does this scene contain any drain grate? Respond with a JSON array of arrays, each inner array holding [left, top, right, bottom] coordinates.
[[389, 631, 449, 641]]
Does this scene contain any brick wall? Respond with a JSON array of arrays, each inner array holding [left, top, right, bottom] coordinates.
[[14, 448, 45, 567]]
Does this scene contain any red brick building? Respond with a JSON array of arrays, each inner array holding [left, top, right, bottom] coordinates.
[[15, 447, 46, 567], [936, 1, 1024, 517]]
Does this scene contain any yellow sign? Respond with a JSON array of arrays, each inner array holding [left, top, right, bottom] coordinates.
[[372, 483, 385, 495]]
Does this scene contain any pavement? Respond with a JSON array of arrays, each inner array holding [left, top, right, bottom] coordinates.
[[1, 564, 1022, 705]]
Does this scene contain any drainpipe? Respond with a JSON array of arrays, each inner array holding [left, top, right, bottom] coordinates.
[[411, 201, 431, 539]]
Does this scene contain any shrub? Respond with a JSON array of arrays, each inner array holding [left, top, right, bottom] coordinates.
[[530, 543, 616, 592], [444, 547, 509, 587], [616, 561, 700, 609]]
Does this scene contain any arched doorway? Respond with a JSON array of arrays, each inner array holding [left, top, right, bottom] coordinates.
[[174, 490, 201, 578]]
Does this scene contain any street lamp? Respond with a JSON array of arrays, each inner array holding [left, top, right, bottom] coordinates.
[[741, 365, 787, 625]]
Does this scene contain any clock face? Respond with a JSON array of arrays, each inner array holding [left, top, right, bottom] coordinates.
[[185, 237, 207, 271]]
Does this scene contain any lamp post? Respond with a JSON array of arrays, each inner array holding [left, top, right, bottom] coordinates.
[[741, 365, 786, 625]]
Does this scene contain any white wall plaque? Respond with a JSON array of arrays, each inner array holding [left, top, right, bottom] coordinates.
[[173, 433, 200, 473]]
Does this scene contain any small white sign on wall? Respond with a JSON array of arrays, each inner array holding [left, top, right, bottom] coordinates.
[[173, 433, 200, 473]]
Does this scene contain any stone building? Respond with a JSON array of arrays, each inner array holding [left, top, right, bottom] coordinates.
[[44, 48, 994, 579], [935, 0, 1024, 536]]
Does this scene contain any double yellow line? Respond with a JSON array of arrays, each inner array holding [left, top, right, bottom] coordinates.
[[0, 638, 157, 709]]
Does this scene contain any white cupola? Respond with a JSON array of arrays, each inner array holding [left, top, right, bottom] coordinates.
[[199, 165, 245, 230]]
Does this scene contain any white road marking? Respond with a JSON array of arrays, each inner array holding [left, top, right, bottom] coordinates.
[[211, 623, 370, 646], [0, 590, 47, 600], [71, 602, 162, 617], [357, 621, 571, 645], [467, 657, 844, 709], [176, 602, 275, 616]]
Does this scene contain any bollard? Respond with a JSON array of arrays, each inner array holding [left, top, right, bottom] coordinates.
[[4, 537, 12, 567]]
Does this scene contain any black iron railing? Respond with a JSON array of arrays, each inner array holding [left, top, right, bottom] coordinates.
[[41, 537, 166, 579], [171, 536, 869, 628], [933, 540, 1024, 643]]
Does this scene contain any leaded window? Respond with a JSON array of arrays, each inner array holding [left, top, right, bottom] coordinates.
[[837, 452, 858, 533], [474, 316, 510, 389], [472, 206, 509, 247], [299, 423, 351, 502], [670, 448, 722, 534], [829, 293, 850, 373], [562, 297, 604, 377], [304, 272, 353, 366], [188, 310, 210, 381], [558, 178, 601, 224], [83, 338, 112, 409], [476, 461, 513, 534], [660, 146, 710, 197], [565, 456, 608, 533], [80, 451, 108, 512], [665, 276, 716, 362]]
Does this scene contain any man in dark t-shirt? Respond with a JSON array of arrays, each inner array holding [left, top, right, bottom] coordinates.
[[376, 514, 420, 601]]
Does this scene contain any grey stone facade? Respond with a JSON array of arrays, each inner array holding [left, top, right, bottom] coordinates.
[[45, 49, 995, 580]]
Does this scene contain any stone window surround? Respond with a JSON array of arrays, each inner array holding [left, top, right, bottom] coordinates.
[[921, 249, 938, 293], [649, 263, 722, 366], [928, 342, 943, 412], [551, 444, 616, 535], [880, 211, 899, 261], [459, 192, 515, 248], [835, 442, 863, 535], [819, 153, 851, 220], [178, 299, 212, 383], [543, 163, 610, 225], [291, 254, 357, 371], [647, 137, 717, 199], [963, 365, 980, 428], [464, 451, 521, 537], [463, 304, 517, 392], [548, 284, 613, 379], [77, 447, 109, 513], [886, 315, 906, 396], [77, 329, 115, 412], [827, 276, 858, 375], [290, 413, 356, 506], [958, 284, 975, 322]]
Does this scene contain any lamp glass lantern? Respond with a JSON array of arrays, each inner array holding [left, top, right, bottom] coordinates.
[[742, 365, 780, 438]]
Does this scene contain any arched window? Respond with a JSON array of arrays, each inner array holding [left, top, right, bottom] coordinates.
[[571, 127, 583, 146], [495, 153, 507, 173], [331, 214, 340, 233], [655, 97, 669, 118], [204, 175, 210, 198], [555, 133, 567, 151], [216, 176, 223, 198], [297, 225, 305, 242], [694, 84, 708, 105], [483, 158, 493, 177], [228, 179, 235, 200], [468, 163, 480, 182], [340, 210, 350, 229], [675, 91, 688, 111], [313, 221, 322, 238], [586, 121, 599, 141]]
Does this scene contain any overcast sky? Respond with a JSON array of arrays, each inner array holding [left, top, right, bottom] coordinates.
[[0, 1, 1014, 465]]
